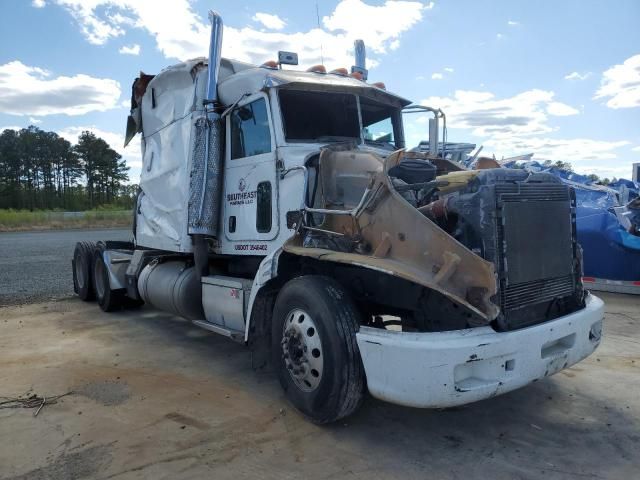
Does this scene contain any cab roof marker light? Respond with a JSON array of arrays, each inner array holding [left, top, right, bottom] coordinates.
[[372, 81, 386, 90], [261, 60, 279, 70], [329, 67, 349, 76], [307, 65, 327, 74]]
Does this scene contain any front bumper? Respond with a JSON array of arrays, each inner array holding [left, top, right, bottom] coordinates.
[[356, 294, 604, 408]]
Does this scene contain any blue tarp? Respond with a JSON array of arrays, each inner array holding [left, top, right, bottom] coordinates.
[[502, 161, 640, 282]]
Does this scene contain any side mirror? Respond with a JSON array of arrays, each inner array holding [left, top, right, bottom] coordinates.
[[237, 106, 253, 122]]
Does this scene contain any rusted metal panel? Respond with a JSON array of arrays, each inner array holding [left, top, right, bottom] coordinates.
[[284, 148, 499, 321]]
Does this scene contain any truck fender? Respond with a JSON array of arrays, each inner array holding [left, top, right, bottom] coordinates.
[[244, 248, 283, 342]]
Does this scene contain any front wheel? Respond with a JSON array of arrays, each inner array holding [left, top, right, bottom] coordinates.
[[271, 275, 366, 424]]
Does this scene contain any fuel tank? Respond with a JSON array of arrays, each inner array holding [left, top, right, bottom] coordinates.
[[137, 261, 204, 320]]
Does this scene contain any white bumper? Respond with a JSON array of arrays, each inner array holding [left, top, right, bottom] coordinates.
[[356, 294, 604, 408]]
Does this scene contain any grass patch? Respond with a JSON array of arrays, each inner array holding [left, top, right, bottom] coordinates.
[[0, 209, 132, 232]]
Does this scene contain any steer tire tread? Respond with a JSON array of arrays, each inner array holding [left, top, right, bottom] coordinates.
[[272, 275, 366, 424]]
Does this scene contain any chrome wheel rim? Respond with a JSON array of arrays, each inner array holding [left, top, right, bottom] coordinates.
[[281, 308, 324, 392]]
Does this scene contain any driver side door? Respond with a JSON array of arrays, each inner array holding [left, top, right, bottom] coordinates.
[[222, 92, 279, 253]]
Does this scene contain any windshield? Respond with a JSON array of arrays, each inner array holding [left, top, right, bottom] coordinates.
[[279, 89, 401, 148], [360, 96, 396, 149], [279, 90, 360, 142]]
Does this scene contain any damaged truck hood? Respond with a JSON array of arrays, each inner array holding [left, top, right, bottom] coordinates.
[[283, 148, 500, 322]]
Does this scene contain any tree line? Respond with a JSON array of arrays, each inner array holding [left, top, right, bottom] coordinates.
[[0, 126, 137, 211]]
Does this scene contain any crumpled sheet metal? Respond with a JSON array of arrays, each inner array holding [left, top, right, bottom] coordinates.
[[285, 149, 499, 321]]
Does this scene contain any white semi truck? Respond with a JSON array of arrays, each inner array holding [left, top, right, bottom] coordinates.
[[72, 12, 604, 423]]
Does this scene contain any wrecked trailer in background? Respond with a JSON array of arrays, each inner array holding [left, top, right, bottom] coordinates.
[[70, 11, 604, 423], [502, 161, 640, 294]]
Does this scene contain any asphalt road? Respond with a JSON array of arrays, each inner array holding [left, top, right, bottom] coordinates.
[[0, 228, 131, 306]]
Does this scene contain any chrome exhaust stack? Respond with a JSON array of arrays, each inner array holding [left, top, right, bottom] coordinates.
[[205, 10, 223, 114], [352, 39, 368, 80], [189, 10, 225, 277]]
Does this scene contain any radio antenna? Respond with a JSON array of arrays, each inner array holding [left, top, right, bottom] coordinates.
[[316, 2, 324, 65]]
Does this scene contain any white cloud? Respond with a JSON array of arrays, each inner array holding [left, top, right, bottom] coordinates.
[[496, 33, 504, 40], [507, 20, 519, 26], [53, 0, 126, 45], [547, 101, 579, 116], [28, 117, 42, 124], [118, 43, 140, 55], [632, 146, 640, 152], [412, 88, 631, 176], [322, 0, 424, 49], [420, 89, 579, 138], [485, 136, 629, 163], [50, 0, 427, 69], [0, 60, 121, 116], [564, 71, 591, 81], [594, 54, 640, 109], [252, 12, 286, 31], [430, 66, 453, 80], [32, 0, 46, 8]]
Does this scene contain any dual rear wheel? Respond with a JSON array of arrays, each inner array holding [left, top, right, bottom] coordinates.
[[72, 241, 130, 311]]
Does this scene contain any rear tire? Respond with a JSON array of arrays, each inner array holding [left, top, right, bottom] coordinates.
[[93, 242, 125, 312], [72, 242, 96, 301], [271, 275, 366, 424]]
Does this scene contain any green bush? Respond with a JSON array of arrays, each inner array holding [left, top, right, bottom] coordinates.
[[0, 209, 132, 231]]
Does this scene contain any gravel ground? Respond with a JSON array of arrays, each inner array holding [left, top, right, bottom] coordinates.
[[0, 228, 130, 306], [0, 292, 638, 479]]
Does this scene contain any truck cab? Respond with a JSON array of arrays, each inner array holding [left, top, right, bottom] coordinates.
[[73, 12, 604, 424]]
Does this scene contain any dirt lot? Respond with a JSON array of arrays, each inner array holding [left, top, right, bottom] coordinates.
[[0, 292, 638, 480]]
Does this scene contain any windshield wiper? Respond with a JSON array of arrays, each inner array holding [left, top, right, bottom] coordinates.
[[316, 135, 359, 143], [364, 139, 394, 150]]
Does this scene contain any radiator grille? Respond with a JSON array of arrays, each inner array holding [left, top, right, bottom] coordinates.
[[501, 275, 575, 311], [495, 181, 578, 328], [496, 183, 570, 202]]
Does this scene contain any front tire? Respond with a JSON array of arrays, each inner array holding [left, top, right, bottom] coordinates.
[[271, 275, 366, 424]]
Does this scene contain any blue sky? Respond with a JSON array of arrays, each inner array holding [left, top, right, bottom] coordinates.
[[1, 0, 639, 181]]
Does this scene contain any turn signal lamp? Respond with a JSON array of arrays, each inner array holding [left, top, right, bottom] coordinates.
[[329, 68, 349, 76], [307, 65, 327, 74]]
